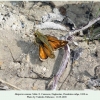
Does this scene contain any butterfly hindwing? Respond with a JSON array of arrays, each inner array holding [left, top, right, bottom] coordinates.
[[39, 45, 48, 60], [39, 44, 55, 60], [43, 44, 55, 58]]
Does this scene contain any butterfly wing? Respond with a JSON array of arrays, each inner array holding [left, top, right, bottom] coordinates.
[[43, 44, 55, 58], [46, 35, 68, 50], [39, 45, 48, 60], [39, 44, 55, 60], [49, 40, 68, 49]]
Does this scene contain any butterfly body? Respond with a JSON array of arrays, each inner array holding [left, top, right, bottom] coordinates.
[[34, 30, 68, 61], [35, 30, 53, 52]]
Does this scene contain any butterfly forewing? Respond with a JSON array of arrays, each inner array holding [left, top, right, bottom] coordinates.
[[46, 35, 68, 50], [46, 35, 58, 41]]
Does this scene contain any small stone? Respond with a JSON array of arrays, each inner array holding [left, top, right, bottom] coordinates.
[[59, 6, 66, 16], [12, 10, 16, 14], [26, 54, 30, 63], [51, 1, 67, 7], [11, 24, 17, 30], [32, 86, 38, 90], [1, 4, 4, 8], [73, 41, 78, 46], [43, 67, 46, 71], [36, 2, 42, 7]]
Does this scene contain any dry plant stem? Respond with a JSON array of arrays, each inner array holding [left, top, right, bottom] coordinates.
[[52, 17, 100, 90], [67, 16, 100, 37], [51, 44, 70, 90], [0, 78, 21, 90]]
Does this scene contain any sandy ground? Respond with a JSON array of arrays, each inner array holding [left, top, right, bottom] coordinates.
[[0, 1, 100, 90]]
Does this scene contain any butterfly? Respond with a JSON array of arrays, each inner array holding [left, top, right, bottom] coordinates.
[[34, 30, 68, 61]]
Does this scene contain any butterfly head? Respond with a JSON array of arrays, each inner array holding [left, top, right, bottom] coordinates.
[[34, 30, 39, 38]]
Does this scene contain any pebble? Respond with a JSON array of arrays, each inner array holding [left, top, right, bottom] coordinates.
[[73, 41, 78, 46], [42, 67, 46, 71], [12, 10, 16, 14], [26, 54, 30, 63], [1, 4, 4, 8], [11, 24, 17, 30]]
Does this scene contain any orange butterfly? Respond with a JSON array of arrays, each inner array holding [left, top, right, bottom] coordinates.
[[34, 30, 68, 61]]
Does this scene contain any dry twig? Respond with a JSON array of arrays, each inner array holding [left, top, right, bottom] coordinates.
[[0, 78, 21, 90], [67, 16, 100, 37], [48, 14, 100, 90], [51, 44, 70, 90]]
